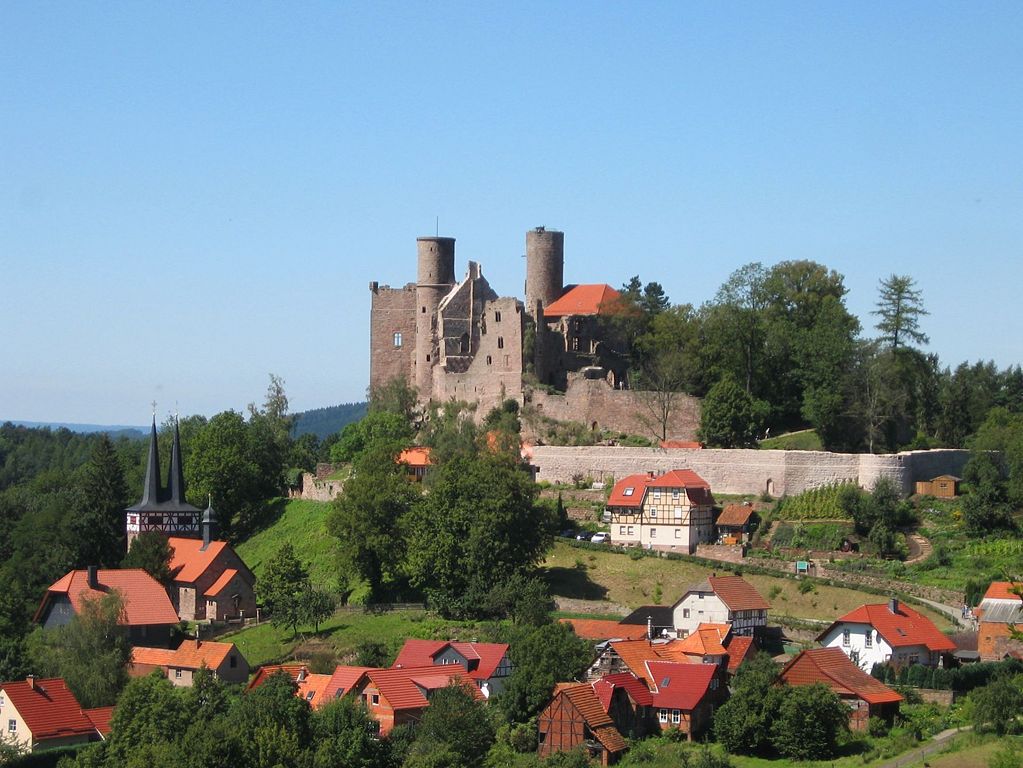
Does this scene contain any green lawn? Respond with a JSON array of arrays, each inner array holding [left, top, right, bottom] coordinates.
[[220, 608, 498, 668], [759, 430, 823, 451], [542, 542, 952, 630], [235, 498, 339, 590]]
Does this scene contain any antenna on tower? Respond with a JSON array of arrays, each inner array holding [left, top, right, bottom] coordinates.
[[435, 216, 439, 236], [151, 400, 157, 418]]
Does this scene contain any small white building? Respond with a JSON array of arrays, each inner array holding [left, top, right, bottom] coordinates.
[[606, 470, 715, 553], [671, 574, 770, 638], [817, 599, 956, 670]]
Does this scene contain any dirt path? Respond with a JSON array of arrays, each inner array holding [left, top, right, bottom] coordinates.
[[905, 532, 933, 566], [875, 726, 968, 768]]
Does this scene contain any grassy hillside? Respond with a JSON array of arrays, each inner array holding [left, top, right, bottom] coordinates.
[[759, 429, 823, 451], [542, 541, 952, 630], [235, 499, 338, 590]]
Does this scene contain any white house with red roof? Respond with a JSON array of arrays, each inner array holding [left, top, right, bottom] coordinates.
[[34, 567, 179, 647], [130, 638, 249, 686], [606, 470, 715, 553], [391, 639, 512, 696], [0, 676, 108, 753], [671, 574, 770, 638], [817, 598, 956, 670]]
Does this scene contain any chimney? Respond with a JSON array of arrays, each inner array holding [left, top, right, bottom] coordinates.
[[889, 597, 899, 614], [27, 674, 36, 690], [87, 566, 99, 589], [647, 471, 655, 479], [647, 615, 653, 642]]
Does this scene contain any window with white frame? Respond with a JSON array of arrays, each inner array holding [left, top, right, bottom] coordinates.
[[675, 529, 681, 538], [672, 489, 680, 499], [620, 526, 626, 535], [393, 332, 403, 348], [658, 709, 668, 724], [372, 694, 379, 705], [672, 709, 681, 724], [174, 668, 182, 679], [650, 528, 657, 537], [865, 631, 873, 648], [842, 629, 850, 646], [683, 608, 690, 618], [8, 719, 16, 733], [627, 526, 634, 535]]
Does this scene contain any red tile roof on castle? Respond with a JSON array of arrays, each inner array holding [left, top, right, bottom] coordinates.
[[544, 284, 624, 318], [706, 575, 771, 611], [391, 639, 508, 680], [780, 648, 903, 705], [35, 569, 179, 626], [555, 683, 629, 754], [558, 618, 648, 641], [982, 582, 1023, 601], [659, 440, 703, 449], [645, 661, 717, 710], [0, 677, 97, 740], [167, 537, 229, 583], [820, 603, 956, 652], [716, 504, 756, 527], [83, 706, 114, 738]]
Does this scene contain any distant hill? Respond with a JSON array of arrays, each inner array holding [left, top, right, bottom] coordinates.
[[291, 402, 367, 440], [3, 420, 147, 439]]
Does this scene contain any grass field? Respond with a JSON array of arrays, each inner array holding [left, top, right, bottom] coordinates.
[[758, 429, 823, 451], [542, 542, 952, 630], [235, 498, 339, 590]]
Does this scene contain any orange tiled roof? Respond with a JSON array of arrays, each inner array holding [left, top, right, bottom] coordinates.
[[391, 639, 509, 680], [607, 473, 655, 508], [678, 624, 730, 656], [558, 684, 629, 753], [591, 672, 653, 709], [83, 706, 114, 738], [205, 569, 239, 597], [366, 665, 480, 711], [609, 639, 694, 686], [607, 469, 714, 509], [131, 640, 239, 672], [36, 569, 179, 627], [821, 602, 956, 652], [397, 447, 432, 468], [725, 635, 757, 673], [325, 666, 375, 700], [982, 582, 1023, 602], [781, 648, 903, 705], [660, 440, 703, 449], [717, 504, 755, 527], [248, 665, 334, 708], [0, 677, 96, 741], [559, 618, 648, 641], [707, 575, 771, 611], [544, 284, 624, 318], [167, 537, 229, 583]]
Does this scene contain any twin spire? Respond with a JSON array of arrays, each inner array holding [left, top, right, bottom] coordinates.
[[127, 416, 201, 515]]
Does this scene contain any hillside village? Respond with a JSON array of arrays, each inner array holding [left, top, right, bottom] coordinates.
[[3, 235, 1023, 768]]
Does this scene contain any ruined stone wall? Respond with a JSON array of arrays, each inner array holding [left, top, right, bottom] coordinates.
[[369, 283, 416, 393], [530, 445, 971, 497], [434, 297, 525, 416], [528, 378, 701, 441]]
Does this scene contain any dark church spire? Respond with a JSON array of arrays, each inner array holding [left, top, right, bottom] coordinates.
[[168, 418, 186, 506], [136, 416, 163, 508]]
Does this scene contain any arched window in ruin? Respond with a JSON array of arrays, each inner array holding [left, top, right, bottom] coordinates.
[[766, 479, 775, 497]]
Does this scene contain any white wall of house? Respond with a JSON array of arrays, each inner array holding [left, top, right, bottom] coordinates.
[[819, 622, 893, 670], [673, 593, 730, 636]]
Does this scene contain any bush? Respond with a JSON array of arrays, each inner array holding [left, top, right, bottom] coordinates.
[[867, 715, 888, 737]]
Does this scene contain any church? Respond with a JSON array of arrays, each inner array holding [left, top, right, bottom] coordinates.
[[127, 419, 257, 623]]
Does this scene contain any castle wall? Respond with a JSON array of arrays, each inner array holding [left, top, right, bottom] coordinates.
[[529, 445, 971, 497], [434, 297, 525, 415], [369, 283, 416, 393], [528, 378, 701, 441]]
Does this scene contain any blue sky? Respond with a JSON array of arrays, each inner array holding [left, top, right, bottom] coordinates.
[[2, 2, 1021, 425]]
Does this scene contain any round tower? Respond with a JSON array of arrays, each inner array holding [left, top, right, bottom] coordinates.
[[525, 227, 564, 321], [414, 236, 456, 398]]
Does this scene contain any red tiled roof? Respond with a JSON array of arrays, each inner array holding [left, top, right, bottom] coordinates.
[[83, 706, 114, 738], [0, 678, 96, 741], [982, 582, 1023, 602], [659, 441, 703, 450], [607, 474, 654, 508], [167, 537, 229, 583], [247, 665, 333, 708], [391, 639, 509, 680], [558, 618, 648, 641], [591, 672, 653, 709], [544, 284, 624, 318], [707, 575, 771, 611], [645, 661, 717, 710], [366, 666, 478, 711], [653, 470, 710, 490], [678, 624, 730, 656], [780, 648, 903, 705], [325, 666, 375, 700], [821, 603, 956, 652], [716, 504, 755, 527], [724, 636, 757, 674], [609, 640, 695, 686], [557, 684, 629, 754], [36, 569, 179, 627], [205, 569, 239, 597], [154, 639, 240, 676], [397, 447, 432, 468]]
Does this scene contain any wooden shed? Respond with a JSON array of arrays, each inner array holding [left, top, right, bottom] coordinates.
[[914, 475, 960, 499]]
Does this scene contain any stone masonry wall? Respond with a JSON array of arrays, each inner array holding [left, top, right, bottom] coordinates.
[[369, 283, 416, 393], [530, 445, 971, 497], [529, 378, 701, 441]]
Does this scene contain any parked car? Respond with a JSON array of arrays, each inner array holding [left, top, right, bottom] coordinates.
[[591, 532, 611, 544], [575, 531, 593, 541]]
